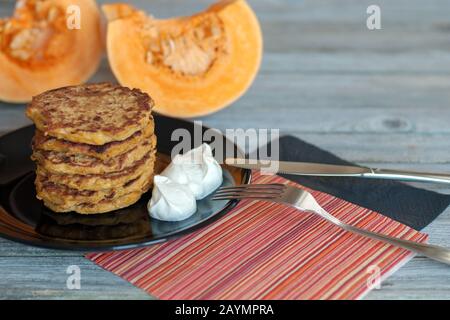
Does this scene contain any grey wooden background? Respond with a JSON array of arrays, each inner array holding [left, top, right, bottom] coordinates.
[[1, 0, 450, 299]]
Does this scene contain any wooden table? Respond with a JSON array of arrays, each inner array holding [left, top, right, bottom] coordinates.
[[1, 0, 450, 299]]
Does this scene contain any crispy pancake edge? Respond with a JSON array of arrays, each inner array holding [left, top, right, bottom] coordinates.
[[32, 135, 156, 175], [36, 169, 154, 207], [41, 190, 149, 214], [33, 121, 155, 160], [36, 151, 157, 191], [26, 83, 154, 145]]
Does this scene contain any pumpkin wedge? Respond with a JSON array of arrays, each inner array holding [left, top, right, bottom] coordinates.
[[103, 0, 262, 118], [0, 0, 103, 103]]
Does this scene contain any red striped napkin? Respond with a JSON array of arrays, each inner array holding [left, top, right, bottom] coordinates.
[[86, 172, 428, 299]]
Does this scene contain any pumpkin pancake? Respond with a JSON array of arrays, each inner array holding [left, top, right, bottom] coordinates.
[[26, 83, 153, 145], [35, 167, 154, 208], [36, 151, 156, 191], [41, 190, 148, 214], [32, 135, 156, 175], [32, 120, 155, 161]]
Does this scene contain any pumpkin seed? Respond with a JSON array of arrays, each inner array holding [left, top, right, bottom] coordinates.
[[141, 13, 226, 76], [47, 7, 59, 22], [146, 51, 153, 64]]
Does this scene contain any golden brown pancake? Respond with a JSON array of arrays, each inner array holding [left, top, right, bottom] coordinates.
[[32, 135, 156, 175], [26, 83, 153, 145], [40, 191, 148, 214], [32, 121, 155, 161], [36, 151, 156, 191], [35, 169, 154, 209]]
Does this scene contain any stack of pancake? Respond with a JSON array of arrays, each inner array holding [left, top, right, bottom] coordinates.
[[26, 83, 157, 214]]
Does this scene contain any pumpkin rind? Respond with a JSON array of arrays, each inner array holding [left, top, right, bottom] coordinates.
[[0, 0, 103, 103], [104, 0, 263, 118]]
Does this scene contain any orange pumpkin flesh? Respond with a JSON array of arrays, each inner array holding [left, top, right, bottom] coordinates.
[[0, 0, 103, 103], [103, 0, 262, 118]]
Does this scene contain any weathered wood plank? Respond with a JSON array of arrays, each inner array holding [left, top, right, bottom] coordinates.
[[0, 256, 152, 299], [366, 257, 450, 300], [0, 239, 84, 257], [262, 52, 450, 74]]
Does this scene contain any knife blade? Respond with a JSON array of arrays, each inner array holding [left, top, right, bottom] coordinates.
[[225, 158, 450, 184], [225, 158, 372, 176]]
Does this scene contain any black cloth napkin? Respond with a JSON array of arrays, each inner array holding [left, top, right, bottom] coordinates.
[[255, 135, 450, 230]]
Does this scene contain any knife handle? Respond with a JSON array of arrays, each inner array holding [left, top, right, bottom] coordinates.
[[363, 168, 450, 184]]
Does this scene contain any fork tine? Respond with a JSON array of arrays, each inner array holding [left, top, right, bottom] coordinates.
[[218, 184, 285, 190], [212, 184, 284, 202], [213, 191, 280, 198], [215, 189, 282, 195], [216, 185, 285, 195], [212, 183, 287, 202], [212, 195, 277, 201]]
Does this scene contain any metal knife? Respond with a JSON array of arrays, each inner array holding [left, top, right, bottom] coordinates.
[[225, 158, 450, 184]]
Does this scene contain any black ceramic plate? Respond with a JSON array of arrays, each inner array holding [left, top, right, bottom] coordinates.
[[0, 115, 251, 251]]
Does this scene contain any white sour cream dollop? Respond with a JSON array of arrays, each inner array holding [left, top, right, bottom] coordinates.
[[161, 143, 223, 200], [148, 175, 197, 221]]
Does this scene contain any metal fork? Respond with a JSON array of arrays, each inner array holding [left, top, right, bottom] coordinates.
[[212, 184, 450, 265]]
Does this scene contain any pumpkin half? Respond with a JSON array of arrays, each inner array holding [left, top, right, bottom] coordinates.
[[103, 0, 263, 118], [0, 0, 103, 103]]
